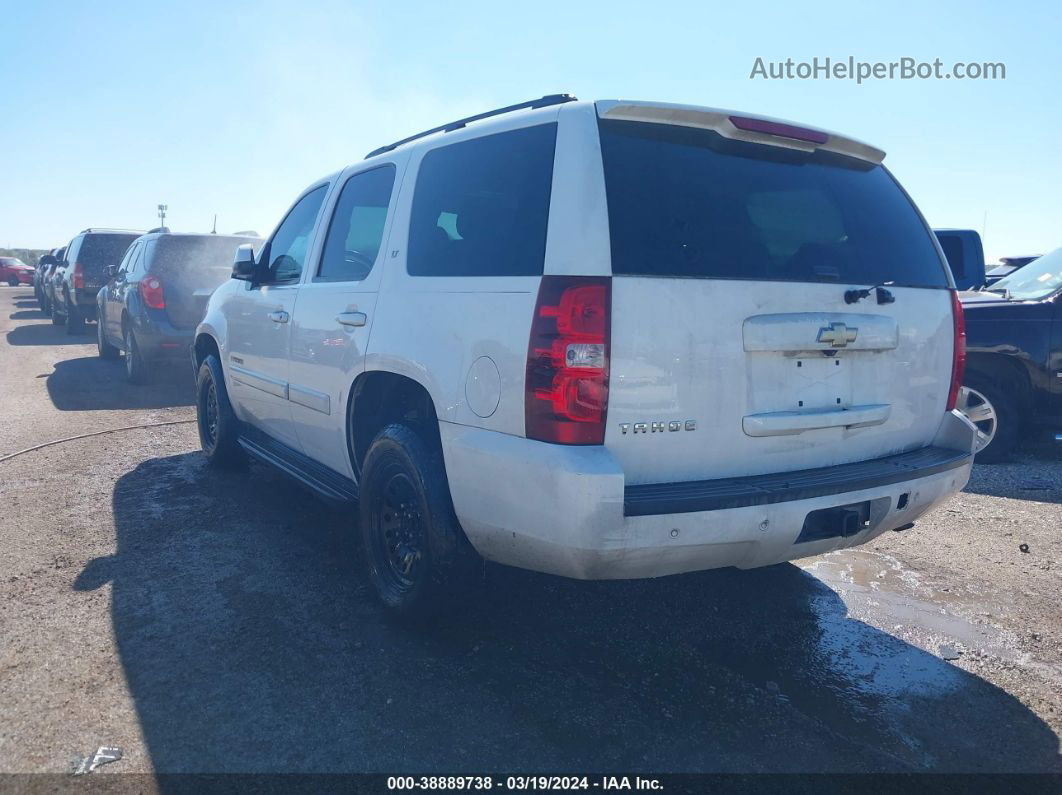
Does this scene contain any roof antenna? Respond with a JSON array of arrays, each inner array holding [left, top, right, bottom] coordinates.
[[211, 214, 217, 234]]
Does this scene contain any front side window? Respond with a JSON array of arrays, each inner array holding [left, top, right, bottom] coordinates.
[[265, 185, 328, 282], [317, 165, 396, 282], [407, 124, 557, 277], [598, 119, 949, 287]]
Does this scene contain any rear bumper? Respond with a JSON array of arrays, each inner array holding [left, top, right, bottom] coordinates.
[[131, 310, 193, 360], [440, 411, 976, 580]]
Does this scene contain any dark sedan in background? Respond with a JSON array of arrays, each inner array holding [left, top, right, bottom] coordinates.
[[959, 248, 1062, 461]]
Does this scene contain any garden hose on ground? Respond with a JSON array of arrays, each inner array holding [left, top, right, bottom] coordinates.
[[0, 419, 196, 464]]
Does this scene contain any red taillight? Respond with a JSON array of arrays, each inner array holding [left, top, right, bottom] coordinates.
[[525, 276, 611, 445], [946, 289, 966, 411], [72, 263, 84, 289], [139, 275, 165, 309]]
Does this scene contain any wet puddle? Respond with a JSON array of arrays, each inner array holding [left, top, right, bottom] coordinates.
[[800, 548, 1022, 668]]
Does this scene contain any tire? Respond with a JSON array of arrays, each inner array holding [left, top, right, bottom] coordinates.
[[97, 314, 120, 360], [66, 297, 86, 335], [6, 277, 17, 287], [958, 375, 1020, 463], [359, 423, 477, 618], [196, 354, 246, 468], [124, 326, 151, 384], [51, 299, 66, 325]]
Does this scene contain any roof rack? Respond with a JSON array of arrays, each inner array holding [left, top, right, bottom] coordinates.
[[78, 227, 146, 235], [365, 93, 577, 159]]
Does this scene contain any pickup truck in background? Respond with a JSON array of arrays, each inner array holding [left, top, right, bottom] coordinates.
[[935, 229, 987, 290]]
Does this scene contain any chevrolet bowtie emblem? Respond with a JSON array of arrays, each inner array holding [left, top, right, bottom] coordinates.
[[817, 321, 858, 347]]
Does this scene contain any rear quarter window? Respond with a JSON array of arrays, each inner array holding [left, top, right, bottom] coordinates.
[[407, 123, 557, 277], [598, 119, 949, 288]]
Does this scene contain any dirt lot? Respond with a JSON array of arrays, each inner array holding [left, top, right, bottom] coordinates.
[[0, 285, 1059, 775]]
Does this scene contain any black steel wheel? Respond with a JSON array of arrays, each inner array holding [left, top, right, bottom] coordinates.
[[360, 423, 477, 617], [196, 354, 245, 467]]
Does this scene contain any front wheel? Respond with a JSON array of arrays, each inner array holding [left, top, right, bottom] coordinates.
[[6, 277, 17, 287], [360, 423, 477, 618], [196, 354, 246, 468], [957, 376, 1019, 463]]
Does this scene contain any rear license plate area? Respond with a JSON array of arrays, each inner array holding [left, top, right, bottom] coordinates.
[[797, 501, 871, 543]]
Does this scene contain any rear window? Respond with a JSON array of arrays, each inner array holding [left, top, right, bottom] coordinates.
[[77, 234, 140, 269], [146, 235, 257, 280], [598, 120, 948, 287], [407, 123, 557, 277]]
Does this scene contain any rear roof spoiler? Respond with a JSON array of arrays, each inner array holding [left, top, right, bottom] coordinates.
[[596, 100, 885, 164]]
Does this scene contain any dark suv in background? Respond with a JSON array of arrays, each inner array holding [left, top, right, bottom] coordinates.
[[52, 228, 142, 334], [97, 230, 261, 382]]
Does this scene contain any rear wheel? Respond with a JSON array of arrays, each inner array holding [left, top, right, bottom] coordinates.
[[958, 376, 1019, 463], [124, 326, 151, 384], [196, 354, 245, 467], [97, 314, 120, 360], [65, 294, 85, 335], [51, 299, 66, 325], [360, 423, 477, 618]]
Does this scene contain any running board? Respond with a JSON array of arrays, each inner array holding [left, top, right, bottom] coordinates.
[[238, 431, 358, 504]]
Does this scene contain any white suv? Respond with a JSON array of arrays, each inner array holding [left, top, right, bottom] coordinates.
[[194, 95, 977, 615]]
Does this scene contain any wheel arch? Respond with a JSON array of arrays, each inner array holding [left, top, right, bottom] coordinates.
[[346, 369, 444, 479], [965, 352, 1033, 411]]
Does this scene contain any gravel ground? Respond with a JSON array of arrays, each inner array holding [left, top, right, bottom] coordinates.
[[0, 285, 1059, 776]]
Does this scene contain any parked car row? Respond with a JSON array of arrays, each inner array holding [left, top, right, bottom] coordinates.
[[30, 228, 260, 382], [21, 96, 1057, 616]]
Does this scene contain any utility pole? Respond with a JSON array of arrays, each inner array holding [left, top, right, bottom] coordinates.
[[158, 204, 168, 229]]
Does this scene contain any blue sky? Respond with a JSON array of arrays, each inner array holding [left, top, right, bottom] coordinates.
[[1, 0, 1057, 262]]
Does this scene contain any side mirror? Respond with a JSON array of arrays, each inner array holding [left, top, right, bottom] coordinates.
[[231, 244, 266, 284], [105, 264, 118, 280], [39, 255, 56, 267]]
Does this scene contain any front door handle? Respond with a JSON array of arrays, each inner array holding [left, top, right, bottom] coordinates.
[[268, 310, 289, 324], [336, 311, 367, 328]]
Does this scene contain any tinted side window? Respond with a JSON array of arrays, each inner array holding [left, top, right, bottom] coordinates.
[[265, 185, 328, 282], [598, 120, 949, 287], [408, 124, 557, 277], [317, 165, 396, 282]]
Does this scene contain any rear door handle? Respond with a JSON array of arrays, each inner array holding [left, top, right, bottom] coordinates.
[[336, 311, 367, 328], [268, 310, 289, 324]]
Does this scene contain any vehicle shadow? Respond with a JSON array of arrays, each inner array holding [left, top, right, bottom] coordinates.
[[965, 453, 1062, 504], [5, 323, 93, 346], [77, 452, 1061, 775], [9, 308, 47, 320], [47, 356, 194, 411]]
